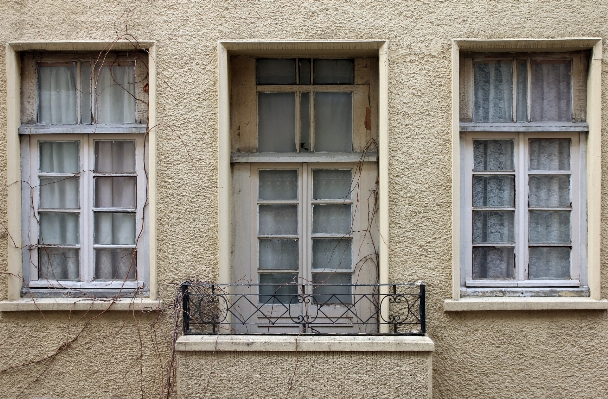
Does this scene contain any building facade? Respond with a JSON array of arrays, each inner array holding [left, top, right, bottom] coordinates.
[[1, 1, 608, 398]]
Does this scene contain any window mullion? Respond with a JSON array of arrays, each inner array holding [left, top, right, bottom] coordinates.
[[82, 134, 92, 283], [302, 163, 309, 288], [518, 132, 528, 281]]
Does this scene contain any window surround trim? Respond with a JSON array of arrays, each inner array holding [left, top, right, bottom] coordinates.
[[6, 41, 157, 303], [450, 38, 602, 303], [218, 41, 389, 331]]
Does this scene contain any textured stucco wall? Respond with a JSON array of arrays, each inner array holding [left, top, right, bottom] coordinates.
[[177, 351, 432, 399], [1, 1, 608, 398]]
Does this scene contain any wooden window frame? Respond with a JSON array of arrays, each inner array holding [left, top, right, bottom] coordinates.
[[22, 134, 149, 292]]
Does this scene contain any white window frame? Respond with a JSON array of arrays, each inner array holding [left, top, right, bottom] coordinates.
[[22, 134, 148, 291], [462, 131, 586, 288]]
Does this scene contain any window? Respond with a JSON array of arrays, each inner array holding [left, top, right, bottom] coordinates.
[[230, 56, 379, 332], [20, 51, 149, 295], [459, 51, 589, 294]]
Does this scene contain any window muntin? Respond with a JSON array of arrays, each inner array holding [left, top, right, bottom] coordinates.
[[464, 133, 583, 287], [27, 135, 146, 290]]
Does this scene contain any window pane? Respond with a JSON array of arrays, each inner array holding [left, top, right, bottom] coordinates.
[[81, 62, 92, 124], [256, 59, 296, 84], [258, 205, 298, 235], [529, 211, 570, 243], [299, 59, 311, 85], [95, 140, 136, 173], [312, 273, 351, 305], [38, 65, 77, 124], [473, 140, 514, 171], [40, 141, 79, 173], [39, 248, 79, 281], [516, 60, 528, 122], [528, 175, 570, 207], [94, 177, 137, 208], [473, 211, 514, 244], [313, 59, 354, 84], [39, 212, 79, 245], [314, 92, 352, 152], [259, 273, 298, 304], [473, 61, 513, 122], [300, 92, 311, 151], [472, 247, 514, 279], [529, 139, 570, 171], [313, 169, 352, 199], [94, 212, 136, 245], [40, 177, 79, 209], [312, 204, 351, 234], [258, 170, 298, 200], [530, 60, 572, 122], [259, 239, 299, 270], [312, 239, 352, 270], [528, 247, 570, 279], [96, 65, 136, 124], [258, 93, 296, 152], [95, 248, 136, 280], [473, 176, 514, 207]]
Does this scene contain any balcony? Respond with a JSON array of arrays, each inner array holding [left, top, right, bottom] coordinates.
[[180, 282, 426, 335]]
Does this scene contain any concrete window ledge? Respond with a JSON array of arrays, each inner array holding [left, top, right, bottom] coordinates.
[[0, 298, 162, 312], [176, 335, 435, 352], [444, 297, 608, 312]]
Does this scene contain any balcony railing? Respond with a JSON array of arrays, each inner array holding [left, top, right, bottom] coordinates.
[[181, 282, 426, 335]]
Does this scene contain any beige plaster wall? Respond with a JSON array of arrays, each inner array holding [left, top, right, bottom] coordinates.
[[0, 0, 608, 398], [177, 351, 431, 399]]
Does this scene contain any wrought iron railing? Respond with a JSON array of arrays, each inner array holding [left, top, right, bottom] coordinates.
[[181, 282, 426, 335]]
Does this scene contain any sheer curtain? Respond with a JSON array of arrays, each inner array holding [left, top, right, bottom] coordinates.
[[473, 61, 513, 123], [96, 66, 136, 124], [38, 66, 77, 124]]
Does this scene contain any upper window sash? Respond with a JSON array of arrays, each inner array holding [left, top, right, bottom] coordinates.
[[459, 51, 589, 128]]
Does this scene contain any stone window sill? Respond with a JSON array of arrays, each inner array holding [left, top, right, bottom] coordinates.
[[0, 298, 161, 312], [444, 297, 608, 312]]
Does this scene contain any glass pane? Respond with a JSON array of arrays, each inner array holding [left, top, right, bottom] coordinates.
[[258, 170, 297, 200], [312, 273, 351, 305], [38, 65, 77, 124], [81, 62, 92, 124], [258, 93, 296, 152], [40, 177, 79, 209], [529, 211, 570, 243], [528, 175, 570, 207], [529, 247, 570, 279], [473, 140, 514, 171], [473, 211, 514, 244], [256, 59, 296, 85], [472, 247, 514, 279], [299, 59, 311, 85], [95, 177, 136, 208], [313, 59, 354, 84], [95, 248, 136, 280], [529, 139, 571, 171], [473, 176, 514, 207], [314, 92, 352, 152], [530, 60, 572, 122], [259, 239, 298, 270], [39, 213, 79, 245], [95, 140, 136, 173], [39, 141, 79, 173], [516, 60, 528, 122], [94, 212, 136, 245], [313, 169, 352, 199], [259, 273, 298, 304], [38, 248, 79, 281], [300, 92, 310, 151], [312, 204, 351, 234], [312, 239, 352, 269], [96, 65, 136, 124], [258, 205, 298, 235], [473, 61, 513, 122]]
